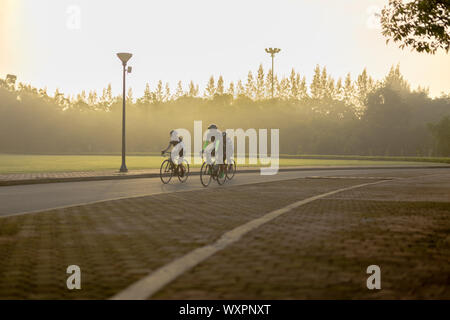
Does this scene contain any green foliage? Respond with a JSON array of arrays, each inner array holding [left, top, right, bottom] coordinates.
[[381, 0, 450, 54], [428, 116, 450, 156], [0, 65, 449, 156]]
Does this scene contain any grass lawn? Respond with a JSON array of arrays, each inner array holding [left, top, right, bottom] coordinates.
[[0, 153, 446, 174]]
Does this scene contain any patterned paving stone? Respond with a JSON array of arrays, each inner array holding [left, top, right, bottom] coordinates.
[[0, 178, 370, 299], [154, 174, 450, 299]]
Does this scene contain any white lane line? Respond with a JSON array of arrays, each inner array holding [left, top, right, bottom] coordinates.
[[111, 179, 387, 300], [306, 176, 399, 180]]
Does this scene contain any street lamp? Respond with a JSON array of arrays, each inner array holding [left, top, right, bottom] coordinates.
[[265, 47, 281, 98], [117, 52, 133, 173]]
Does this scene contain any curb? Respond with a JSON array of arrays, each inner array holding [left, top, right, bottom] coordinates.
[[0, 165, 448, 187]]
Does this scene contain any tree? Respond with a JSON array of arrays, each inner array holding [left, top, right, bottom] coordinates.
[[278, 77, 290, 100], [384, 64, 410, 92], [298, 75, 308, 100], [126, 87, 134, 104], [245, 71, 255, 99], [227, 82, 235, 97], [138, 82, 153, 104], [154, 80, 164, 103], [164, 83, 171, 102], [381, 0, 450, 54], [39, 87, 49, 100], [355, 68, 372, 113], [363, 86, 411, 155], [428, 116, 450, 156], [265, 69, 273, 98], [205, 76, 215, 99], [273, 75, 280, 98], [73, 90, 88, 111], [256, 64, 265, 100], [236, 80, 245, 97], [175, 81, 184, 99], [53, 88, 65, 107], [1, 64, 447, 157], [325, 75, 335, 100], [88, 90, 98, 107], [310, 65, 322, 100], [320, 67, 329, 98], [335, 78, 344, 101], [216, 76, 225, 95], [343, 73, 355, 106], [289, 69, 298, 100], [188, 81, 198, 97]]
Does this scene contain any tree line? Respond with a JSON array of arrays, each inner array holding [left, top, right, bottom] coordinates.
[[0, 64, 449, 156]]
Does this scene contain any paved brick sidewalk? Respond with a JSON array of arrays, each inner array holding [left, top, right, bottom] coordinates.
[[154, 173, 450, 299], [0, 170, 448, 299], [0, 178, 376, 299]]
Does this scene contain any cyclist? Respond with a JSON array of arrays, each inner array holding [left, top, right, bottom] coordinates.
[[222, 131, 234, 167], [201, 124, 221, 165], [161, 130, 185, 174], [201, 124, 226, 178]]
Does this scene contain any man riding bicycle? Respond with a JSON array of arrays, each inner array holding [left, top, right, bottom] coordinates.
[[201, 124, 226, 178], [161, 130, 185, 175], [201, 124, 220, 163]]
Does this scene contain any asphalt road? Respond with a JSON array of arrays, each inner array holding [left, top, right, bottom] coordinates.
[[0, 167, 447, 217]]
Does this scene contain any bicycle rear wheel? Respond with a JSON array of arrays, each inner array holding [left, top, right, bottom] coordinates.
[[226, 159, 236, 180], [216, 165, 227, 185], [200, 162, 212, 187], [182, 159, 190, 176], [177, 162, 189, 183], [160, 159, 173, 184]]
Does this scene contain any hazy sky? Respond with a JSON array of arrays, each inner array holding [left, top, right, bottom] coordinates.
[[1, 0, 449, 98]]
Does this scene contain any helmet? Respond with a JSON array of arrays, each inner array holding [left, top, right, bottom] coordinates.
[[207, 124, 218, 130]]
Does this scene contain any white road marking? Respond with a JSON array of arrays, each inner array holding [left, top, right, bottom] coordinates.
[[110, 179, 387, 300], [307, 176, 399, 180]]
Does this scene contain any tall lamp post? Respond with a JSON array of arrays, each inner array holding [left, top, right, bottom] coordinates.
[[116, 52, 133, 173], [264, 47, 281, 98]]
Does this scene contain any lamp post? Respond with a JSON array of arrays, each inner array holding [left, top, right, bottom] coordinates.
[[116, 52, 133, 173], [264, 48, 281, 98]]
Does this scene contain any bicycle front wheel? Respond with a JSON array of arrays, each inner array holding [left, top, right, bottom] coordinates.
[[160, 159, 173, 184], [200, 162, 212, 187]]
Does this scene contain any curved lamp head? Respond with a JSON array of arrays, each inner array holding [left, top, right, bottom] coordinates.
[[265, 48, 281, 55], [117, 52, 133, 65]]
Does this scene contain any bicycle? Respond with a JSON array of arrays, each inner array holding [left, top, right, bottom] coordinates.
[[160, 152, 190, 184], [200, 154, 226, 187]]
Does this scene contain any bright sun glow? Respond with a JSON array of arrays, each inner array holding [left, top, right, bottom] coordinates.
[[1, 0, 449, 97]]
